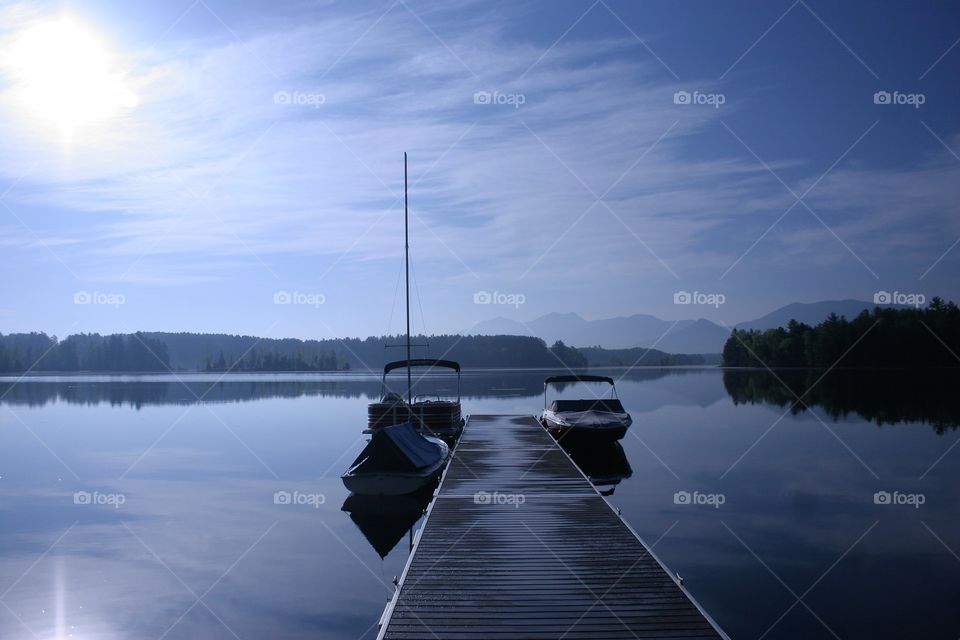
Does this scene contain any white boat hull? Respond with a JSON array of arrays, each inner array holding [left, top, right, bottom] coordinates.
[[541, 410, 632, 442]]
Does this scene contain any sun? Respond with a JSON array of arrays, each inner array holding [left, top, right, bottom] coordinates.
[[6, 17, 138, 137]]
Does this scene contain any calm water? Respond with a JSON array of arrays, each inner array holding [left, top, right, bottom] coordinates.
[[1, 368, 958, 639]]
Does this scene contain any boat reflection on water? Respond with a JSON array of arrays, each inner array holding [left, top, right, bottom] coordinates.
[[340, 482, 436, 558], [561, 441, 633, 495]]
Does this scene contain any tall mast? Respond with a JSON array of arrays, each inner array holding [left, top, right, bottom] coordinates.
[[404, 152, 412, 404]]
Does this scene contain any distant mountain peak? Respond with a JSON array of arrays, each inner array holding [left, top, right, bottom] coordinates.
[[473, 310, 728, 353], [735, 299, 896, 332], [689, 317, 717, 325], [470, 299, 898, 354], [538, 311, 586, 321]]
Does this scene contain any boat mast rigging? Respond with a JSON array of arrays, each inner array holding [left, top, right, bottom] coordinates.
[[404, 152, 412, 404]]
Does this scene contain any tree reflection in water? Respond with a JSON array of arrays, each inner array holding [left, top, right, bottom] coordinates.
[[723, 369, 960, 434]]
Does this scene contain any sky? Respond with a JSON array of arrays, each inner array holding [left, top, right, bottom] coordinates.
[[0, 0, 958, 341]]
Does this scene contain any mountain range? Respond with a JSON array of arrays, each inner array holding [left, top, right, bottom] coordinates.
[[469, 299, 904, 354]]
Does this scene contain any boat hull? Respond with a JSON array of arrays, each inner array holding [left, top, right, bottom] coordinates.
[[541, 410, 632, 443], [341, 437, 450, 496], [342, 470, 442, 496]]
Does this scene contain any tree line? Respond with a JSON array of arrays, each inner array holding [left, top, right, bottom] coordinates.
[[578, 346, 716, 367], [0, 331, 597, 373], [0, 332, 171, 372], [722, 297, 960, 368], [203, 336, 591, 371], [203, 349, 340, 372]]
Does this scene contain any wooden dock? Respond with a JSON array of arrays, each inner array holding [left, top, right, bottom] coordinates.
[[377, 415, 728, 640]]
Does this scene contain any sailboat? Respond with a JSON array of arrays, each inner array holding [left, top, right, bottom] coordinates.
[[341, 420, 449, 495], [340, 153, 453, 495], [365, 152, 465, 440]]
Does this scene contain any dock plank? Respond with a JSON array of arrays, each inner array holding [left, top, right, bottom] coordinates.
[[378, 415, 727, 640]]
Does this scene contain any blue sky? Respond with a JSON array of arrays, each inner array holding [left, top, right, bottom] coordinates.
[[1, 0, 958, 340]]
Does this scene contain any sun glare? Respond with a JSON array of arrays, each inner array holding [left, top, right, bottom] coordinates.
[[7, 17, 138, 137]]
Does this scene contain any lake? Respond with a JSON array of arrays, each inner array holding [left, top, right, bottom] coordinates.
[[1, 368, 958, 639]]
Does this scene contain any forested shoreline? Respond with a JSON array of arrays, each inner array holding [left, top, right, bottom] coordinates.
[[0, 331, 712, 373], [722, 298, 960, 368], [6, 300, 956, 374], [0, 332, 172, 373]]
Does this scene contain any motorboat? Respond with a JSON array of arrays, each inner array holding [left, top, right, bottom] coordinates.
[[540, 374, 632, 442], [341, 421, 450, 496], [367, 359, 464, 438]]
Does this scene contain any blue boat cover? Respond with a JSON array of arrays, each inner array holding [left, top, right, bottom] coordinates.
[[349, 422, 442, 473]]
